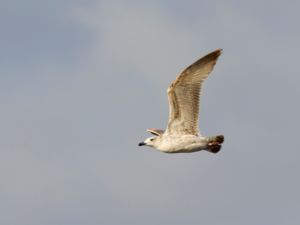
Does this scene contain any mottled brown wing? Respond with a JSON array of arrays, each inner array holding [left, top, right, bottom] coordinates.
[[165, 49, 222, 135]]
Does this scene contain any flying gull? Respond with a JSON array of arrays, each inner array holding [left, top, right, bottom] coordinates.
[[138, 49, 224, 153]]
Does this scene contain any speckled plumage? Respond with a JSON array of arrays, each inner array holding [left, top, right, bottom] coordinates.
[[139, 49, 224, 153]]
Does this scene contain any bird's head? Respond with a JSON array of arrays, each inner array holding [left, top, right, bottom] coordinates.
[[138, 136, 159, 148]]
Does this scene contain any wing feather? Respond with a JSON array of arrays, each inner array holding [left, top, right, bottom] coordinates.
[[147, 128, 164, 136], [166, 49, 222, 135]]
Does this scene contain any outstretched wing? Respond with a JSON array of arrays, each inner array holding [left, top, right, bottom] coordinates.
[[165, 49, 222, 135]]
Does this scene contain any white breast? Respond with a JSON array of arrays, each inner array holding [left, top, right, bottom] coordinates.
[[157, 135, 208, 153]]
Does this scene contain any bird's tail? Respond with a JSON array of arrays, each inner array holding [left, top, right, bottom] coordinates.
[[206, 135, 224, 154]]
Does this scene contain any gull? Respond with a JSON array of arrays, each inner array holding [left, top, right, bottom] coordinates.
[[138, 49, 224, 153]]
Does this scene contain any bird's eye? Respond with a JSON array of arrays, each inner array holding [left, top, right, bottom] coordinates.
[[150, 138, 154, 141]]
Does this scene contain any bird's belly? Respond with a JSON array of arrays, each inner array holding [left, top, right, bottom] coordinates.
[[159, 136, 208, 153]]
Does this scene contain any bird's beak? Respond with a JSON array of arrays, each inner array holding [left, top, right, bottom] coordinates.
[[138, 142, 146, 146]]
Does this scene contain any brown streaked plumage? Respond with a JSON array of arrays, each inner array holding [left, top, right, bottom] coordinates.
[[166, 49, 222, 135], [139, 49, 224, 154]]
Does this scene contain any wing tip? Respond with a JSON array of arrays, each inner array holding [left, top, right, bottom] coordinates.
[[147, 128, 164, 136], [168, 48, 223, 91], [209, 48, 223, 58]]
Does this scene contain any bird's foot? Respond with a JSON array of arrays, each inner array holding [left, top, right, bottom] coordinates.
[[206, 135, 224, 153], [207, 142, 221, 153]]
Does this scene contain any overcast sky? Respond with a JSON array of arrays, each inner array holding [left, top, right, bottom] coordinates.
[[1, 0, 300, 225]]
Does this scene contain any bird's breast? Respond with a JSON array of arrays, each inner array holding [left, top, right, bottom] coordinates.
[[157, 135, 207, 153]]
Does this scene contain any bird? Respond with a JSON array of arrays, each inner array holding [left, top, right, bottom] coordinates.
[[138, 49, 224, 154]]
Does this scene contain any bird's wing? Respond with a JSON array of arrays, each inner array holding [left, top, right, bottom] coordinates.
[[147, 128, 164, 136], [165, 49, 222, 135]]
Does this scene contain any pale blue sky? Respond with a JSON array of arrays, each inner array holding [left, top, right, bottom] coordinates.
[[1, 1, 300, 225]]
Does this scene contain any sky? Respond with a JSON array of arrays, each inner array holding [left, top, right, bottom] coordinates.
[[1, 0, 300, 224]]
